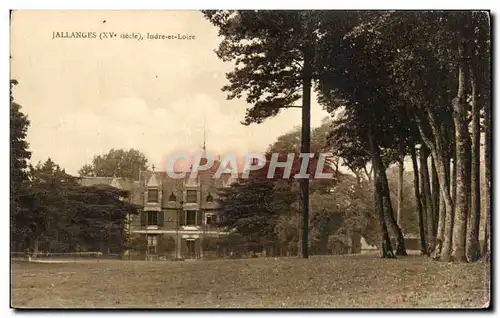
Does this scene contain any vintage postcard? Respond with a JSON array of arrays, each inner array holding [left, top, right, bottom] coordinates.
[[10, 10, 491, 308]]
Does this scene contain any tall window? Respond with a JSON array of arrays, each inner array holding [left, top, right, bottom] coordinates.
[[186, 210, 197, 225], [186, 240, 196, 258], [186, 190, 197, 203], [148, 189, 159, 203], [148, 211, 158, 225]]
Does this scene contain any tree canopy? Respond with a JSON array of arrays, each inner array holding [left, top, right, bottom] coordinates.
[[12, 157, 139, 254], [10, 79, 32, 244], [206, 10, 491, 262], [78, 148, 148, 180]]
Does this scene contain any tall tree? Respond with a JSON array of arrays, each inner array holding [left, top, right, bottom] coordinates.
[[374, 12, 488, 261], [466, 11, 490, 262], [410, 146, 427, 255], [449, 13, 474, 262], [481, 12, 492, 261], [430, 157, 440, 236], [22, 158, 138, 254], [22, 158, 79, 252], [369, 132, 395, 258], [203, 10, 331, 258], [79, 148, 148, 180], [348, 11, 491, 262], [420, 145, 436, 253], [465, 35, 481, 262], [68, 184, 139, 254], [217, 177, 285, 251], [207, 10, 491, 262], [316, 13, 409, 257], [10, 79, 32, 248], [396, 142, 405, 227]]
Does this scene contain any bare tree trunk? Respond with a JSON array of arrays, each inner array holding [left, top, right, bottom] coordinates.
[[397, 142, 405, 228], [432, 189, 447, 258], [483, 80, 491, 263], [431, 156, 440, 234], [420, 145, 436, 254], [364, 165, 373, 182], [450, 35, 470, 262], [299, 13, 313, 259], [419, 148, 429, 246], [333, 157, 340, 180], [375, 176, 395, 258], [297, 213, 303, 258], [354, 170, 362, 185], [431, 152, 447, 259], [466, 54, 482, 262], [381, 167, 408, 256], [351, 172, 364, 255], [410, 147, 427, 255], [414, 111, 454, 261], [368, 131, 395, 258], [440, 156, 455, 261], [475, 12, 491, 263], [451, 155, 457, 207]]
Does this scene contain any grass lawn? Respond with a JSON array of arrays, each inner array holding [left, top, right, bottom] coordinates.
[[11, 253, 490, 308]]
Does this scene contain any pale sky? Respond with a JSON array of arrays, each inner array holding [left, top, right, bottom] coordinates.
[[10, 10, 330, 175]]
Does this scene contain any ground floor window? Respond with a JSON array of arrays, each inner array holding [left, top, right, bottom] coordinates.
[[186, 239, 196, 258], [185, 210, 197, 225], [147, 235, 157, 254], [206, 213, 217, 225]]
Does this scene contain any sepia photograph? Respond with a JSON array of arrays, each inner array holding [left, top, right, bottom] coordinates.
[[9, 9, 491, 309]]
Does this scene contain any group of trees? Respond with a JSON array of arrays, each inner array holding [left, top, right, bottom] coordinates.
[[10, 80, 138, 254], [205, 10, 491, 262], [10, 79, 31, 246], [216, 120, 423, 257], [217, 122, 381, 256], [11, 11, 491, 264], [78, 148, 148, 180]]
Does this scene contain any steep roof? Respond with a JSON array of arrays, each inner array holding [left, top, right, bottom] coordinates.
[[146, 172, 160, 187], [110, 176, 121, 188], [79, 176, 144, 205], [79, 177, 113, 187]]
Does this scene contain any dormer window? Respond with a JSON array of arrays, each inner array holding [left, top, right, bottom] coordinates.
[[148, 189, 159, 203], [206, 193, 213, 203], [168, 192, 177, 202]]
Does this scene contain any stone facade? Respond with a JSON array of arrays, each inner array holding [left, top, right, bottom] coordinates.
[[79, 160, 236, 260]]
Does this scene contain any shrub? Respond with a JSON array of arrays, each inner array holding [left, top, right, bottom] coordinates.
[[126, 233, 147, 252]]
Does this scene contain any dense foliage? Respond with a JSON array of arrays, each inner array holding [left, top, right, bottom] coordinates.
[[10, 80, 32, 245], [217, 122, 381, 256], [78, 148, 148, 180], [11, 155, 138, 253], [206, 10, 491, 262]]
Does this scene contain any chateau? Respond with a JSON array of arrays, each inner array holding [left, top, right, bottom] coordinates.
[[80, 154, 237, 260]]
